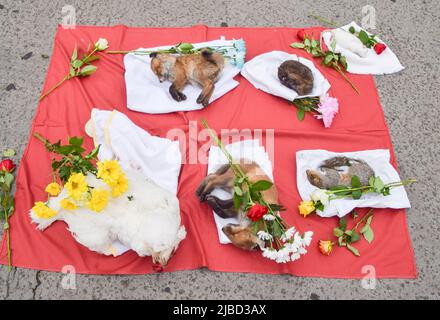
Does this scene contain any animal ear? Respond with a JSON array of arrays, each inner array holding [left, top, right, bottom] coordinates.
[[149, 52, 158, 58]]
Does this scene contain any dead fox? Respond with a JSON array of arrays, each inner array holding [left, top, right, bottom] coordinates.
[[196, 159, 279, 251], [306, 156, 375, 190], [150, 49, 224, 107]]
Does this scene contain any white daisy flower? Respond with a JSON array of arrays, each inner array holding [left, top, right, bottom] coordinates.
[[263, 214, 276, 221], [302, 231, 314, 246], [257, 230, 273, 241], [280, 226, 296, 242]]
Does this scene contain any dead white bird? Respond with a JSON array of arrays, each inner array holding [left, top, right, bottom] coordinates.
[[29, 170, 186, 268]]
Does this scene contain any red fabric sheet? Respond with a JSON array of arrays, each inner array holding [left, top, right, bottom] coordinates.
[[0, 25, 417, 278]]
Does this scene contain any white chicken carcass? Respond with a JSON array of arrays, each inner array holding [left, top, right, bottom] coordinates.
[[29, 170, 186, 268]]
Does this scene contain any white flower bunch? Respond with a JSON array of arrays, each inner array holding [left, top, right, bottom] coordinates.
[[261, 231, 313, 264]]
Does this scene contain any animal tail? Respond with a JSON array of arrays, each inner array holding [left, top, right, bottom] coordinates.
[[320, 156, 368, 169], [201, 49, 219, 65]]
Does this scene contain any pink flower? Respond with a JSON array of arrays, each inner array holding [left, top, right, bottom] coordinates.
[[315, 94, 339, 128]]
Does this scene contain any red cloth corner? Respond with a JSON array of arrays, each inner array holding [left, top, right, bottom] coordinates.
[[0, 25, 417, 278]]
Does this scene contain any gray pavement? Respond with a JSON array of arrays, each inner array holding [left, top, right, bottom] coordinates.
[[1, 0, 439, 300]]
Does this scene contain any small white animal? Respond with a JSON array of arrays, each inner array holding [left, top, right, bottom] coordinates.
[[29, 170, 186, 269], [327, 28, 369, 58]]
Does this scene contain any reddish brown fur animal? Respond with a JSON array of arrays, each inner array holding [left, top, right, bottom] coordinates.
[[196, 159, 279, 250], [150, 49, 224, 107]]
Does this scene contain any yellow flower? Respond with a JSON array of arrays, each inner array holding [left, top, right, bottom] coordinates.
[[32, 201, 58, 219], [60, 198, 77, 210], [97, 160, 122, 186], [111, 173, 129, 197], [65, 172, 88, 200], [87, 189, 109, 212], [45, 182, 61, 196], [298, 200, 316, 217]]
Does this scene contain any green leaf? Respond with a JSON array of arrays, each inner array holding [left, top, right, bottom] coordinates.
[[71, 59, 84, 69], [330, 38, 337, 52], [311, 39, 319, 48], [69, 136, 84, 147], [350, 230, 360, 243], [358, 30, 371, 47], [340, 56, 348, 71], [366, 214, 373, 226], [79, 65, 97, 76], [177, 43, 194, 51], [3, 149, 16, 157], [351, 175, 361, 188], [69, 66, 76, 77], [352, 190, 362, 200], [373, 176, 385, 193], [71, 46, 78, 62], [3, 221, 9, 230], [296, 108, 305, 121], [85, 145, 100, 159], [339, 217, 347, 231], [347, 244, 360, 256], [304, 38, 311, 46], [252, 180, 273, 191], [3, 172, 14, 190], [233, 192, 242, 209], [349, 26, 356, 34], [323, 53, 333, 65], [363, 227, 374, 243], [338, 236, 345, 246], [83, 55, 100, 64], [360, 224, 369, 234], [369, 176, 375, 187], [290, 42, 305, 49], [333, 227, 344, 237], [234, 186, 243, 196]]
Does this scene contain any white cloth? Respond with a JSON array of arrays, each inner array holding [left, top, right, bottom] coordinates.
[[296, 149, 411, 218], [86, 109, 182, 255], [207, 140, 274, 244], [322, 22, 404, 75], [240, 51, 331, 101], [124, 39, 241, 114]]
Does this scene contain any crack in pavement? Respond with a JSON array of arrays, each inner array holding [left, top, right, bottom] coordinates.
[[32, 270, 42, 300]]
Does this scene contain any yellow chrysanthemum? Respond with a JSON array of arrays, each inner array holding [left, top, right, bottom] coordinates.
[[60, 198, 78, 211], [87, 189, 109, 212], [45, 182, 61, 197], [111, 173, 129, 197], [298, 200, 316, 217], [32, 201, 58, 219], [65, 172, 88, 200], [97, 160, 122, 186]]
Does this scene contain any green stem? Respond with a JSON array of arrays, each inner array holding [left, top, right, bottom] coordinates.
[[353, 208, 374, 231], [2, 189, 12, 271], [39, 74, 71, 101], [332, 64, 360, 94], [309, 14, 340, 27]]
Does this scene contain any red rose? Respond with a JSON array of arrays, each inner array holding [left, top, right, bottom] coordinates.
[[152, 263, 163, 273], [297, 29, 307, 41], [374, 43, 387, 55], [0, 159, 16, 173], [246, 204, 269, 222]]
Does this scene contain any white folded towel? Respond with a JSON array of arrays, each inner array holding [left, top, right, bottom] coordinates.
[[124, 39, 242, 114], [296, 149, 411, 218], [321, 22, 404, 75], [207, 140, 274, 244], [241, 51, 331, 101], [85, 109, 182, 254]]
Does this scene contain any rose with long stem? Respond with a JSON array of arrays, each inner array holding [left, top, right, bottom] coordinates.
[[39, 38, 108, 101]]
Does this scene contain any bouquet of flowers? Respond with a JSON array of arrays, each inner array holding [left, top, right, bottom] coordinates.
[[108, 39, 247, 69], [31, 134, 129, 219], [292, 93, 339, 128], [298, 175, 416, 217], [202, 119, 313, 263]]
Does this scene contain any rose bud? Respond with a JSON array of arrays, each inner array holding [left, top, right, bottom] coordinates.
[[0, 159, 16, 173], [297, 29, 307, 41], [318, 240, 333, 256], [374, 43, 387, 55], [298, 200, 315, 218], [246, 204, 269, 222], [94, 38, 109, 51]]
